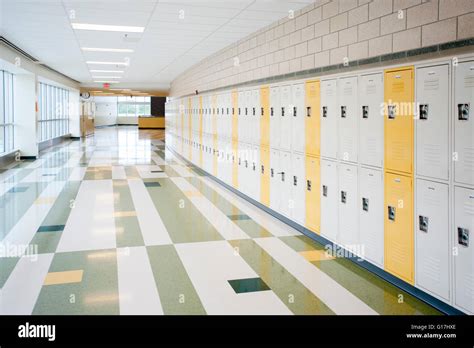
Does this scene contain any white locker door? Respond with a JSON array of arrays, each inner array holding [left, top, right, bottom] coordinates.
[[238, 142, 246, 193], [238, 91, 245, 143], [280, 85, 292, 151], [291, 83, 305, 154], [416, 65, 449, 180], [251, 145, 260, 200], [245, 91, 252, 144], [226, 93, 232, 140], [454, 186, 474, 314], [338, 163, 359, 247], [223, 141, 231, 184], [278, 150, 292, 217], [270, 87, 281, 150], [338, 76, 358, 163], [359, 167, 384, 267], [359, 73, 384, 168], [321, 79, 338, 159], [291, 152, 306, 225], [252, 89, 260, 145], [217, 94, 224, 139], [218, 139, 225, 181], [454, 61, 474, 186], [270, 148, 280, 211], [416, 179, 450, 301], [321, 159, 338, 242]]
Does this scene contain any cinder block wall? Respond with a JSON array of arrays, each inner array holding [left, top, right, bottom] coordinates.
[[169, 0, 474, 97]]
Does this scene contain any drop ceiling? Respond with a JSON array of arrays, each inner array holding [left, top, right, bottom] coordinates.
[[1, 0, 314, 90]]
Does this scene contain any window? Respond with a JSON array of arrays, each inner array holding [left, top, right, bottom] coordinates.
[[0, 70, 14, 154], [117, 96, 151, 117], [38, 82, 69, 142]]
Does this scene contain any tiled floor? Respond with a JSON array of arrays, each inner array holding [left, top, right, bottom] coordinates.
[[0, 126, 441, 315]]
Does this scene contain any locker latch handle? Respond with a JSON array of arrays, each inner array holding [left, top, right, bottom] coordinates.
[[271, 168, 274, 177], [322, 185, 328, 197], [388, 105, 396, 119], [419, 104, 429, 120], [253, 107, 256, 116], [419, 215, 429, 233], [306, 106, 311, 117], [458, 103, 470, 121], [293, 107, 297, 117], [270, 107, 274, 116], [307, 180, 311, 191], [458, 227, 469, 247], [232, 108, 235, 115], [253, 163, 256, 171], [238, 108, 241, 115], [362, 197, 369, 212], [281, 107, 285, 116], [261, 107, 264, 116], [341, 106, 346, 118], [261, 165, 265, 174], [388, 206, 396, 221], [245, 160, 248, 168], [278, 172, 285, 181], [341, 190, 347, 203], [322, 106, 328, 118], [362, 105, 369, 119], [238, 158, 241, 165], [245, 108, 248, 116], [293, 175, 297, 186]]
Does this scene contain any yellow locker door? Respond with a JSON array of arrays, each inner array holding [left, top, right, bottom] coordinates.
[[384, 172, 414, 284], [188, 97, 192, 160], [305, 80, 321, 157], [260, 146, 270, 206], [212, 95, 218, 176], [384, 66, 414, 175], [199, 96, 203, 166], [260, 86, 270, 147], [305, 155, 320, 234]]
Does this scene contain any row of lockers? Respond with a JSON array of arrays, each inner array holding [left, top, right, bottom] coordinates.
[[165, 58, 474, 314]]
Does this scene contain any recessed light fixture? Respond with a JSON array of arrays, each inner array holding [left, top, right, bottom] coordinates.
[[90, 70, 125, 73], [87, 61, 129, 66], [72, 23, 144, 33], [92, 76, 122, 79], [94, 81, 120, 84], [82, 47, 134, 53]]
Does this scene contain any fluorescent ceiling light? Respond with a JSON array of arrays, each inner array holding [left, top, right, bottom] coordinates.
[[87, 61, 129, 66], [90, 70, 124, 73], [94, 81, 120, 84], [92, 76, 122, 79], [82, 47, 134, 53], [72, 23, 144, 33]]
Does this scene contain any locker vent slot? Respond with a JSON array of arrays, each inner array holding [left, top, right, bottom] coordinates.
[[365, 138, 378, 159], [423, 78, 439, 91], [422, 144, 442, 166], [366, 84, 376, 95], [420, 255, 441, 282], [390, 240, 407, 266], [463, 198, 474, 215], [389, 140, 408, 162], [464, 75, 474, 88], [392, 81, 405, 93]]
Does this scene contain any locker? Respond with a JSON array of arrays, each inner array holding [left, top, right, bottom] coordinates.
[[251, 89, 260, 145], [217, 94, 225, 140], [321, 159, 338, 242], [217, 139, 226, 182], [250, 144, 261, 200], [237, 142, 247, 194], [416, 179, 450, 301], [359, 73, 384, 168], [416, 64, 450, 180], [338, 76, 358, 163], [270, 148, 280, 211], [280, 85, 292, 151], [454, 61, 474, 186], [305, 155, 321, 233], [338, 163, 359, 247], [260, 87, 270, 147], [384, 66, 414, 174], [270, 86, 281, 149], [454, 186, 474, 313], [232, 140, 239, 188], [212, 95, 218, 177], [232, 90, 238, 142], [305, 80, 321, 156], [188, 97, 192, 160], [384, 172, 414, 284], [321, 79, 338, 159], [260, 146, 270, 206], [359, 167, 384, 267], [278, 150, 292, 217], [291, 152, 306, 225], [292, 83, 305, 154], [238, 91, 246, 143], [199, 96, 203, 167]]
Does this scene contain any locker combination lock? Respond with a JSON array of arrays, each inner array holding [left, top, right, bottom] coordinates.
[[341, 191, 347, 204], [458, 227, 469, 247], [362, 105, 369, 119], [419, 215, 429, 233], [306, 106, 311, 117], [293, 176, 297, 186], [362, 197, 369, 212], [322, 106, 328, 118], [322, 185, 328, 197], [458, 103, 470, 121], [419, 104, 429, 120], [307, 180, 312, 191], [341, 106, 347, 118], [388, 105, 396, 119], [388, 206, 396, 221]]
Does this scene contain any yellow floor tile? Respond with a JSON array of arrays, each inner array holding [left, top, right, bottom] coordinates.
[[44, 270, 84, 286], [114, 211, 137, 217], [35, 197, 57, 205], [299, 250, 335, 262], [182, 190, 203, 197]]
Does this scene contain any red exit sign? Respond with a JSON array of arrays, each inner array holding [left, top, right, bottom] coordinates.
[[103, 83, 110, 89]]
